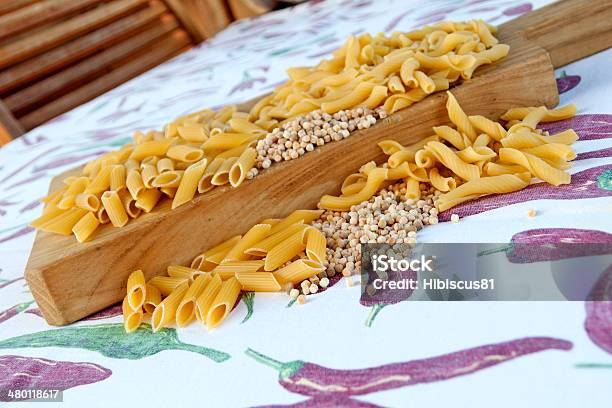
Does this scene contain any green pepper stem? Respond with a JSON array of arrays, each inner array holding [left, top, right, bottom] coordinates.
[[575, 362, 612, 369], [245, 348, 286, 372], [173, 342, 230, 363], [477, 244, 513, 257], [365, 303, 387, 328]]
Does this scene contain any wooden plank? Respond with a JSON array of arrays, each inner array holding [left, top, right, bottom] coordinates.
[[0, 0, 38, 16], [0, 0, 149, 70], [5, 16, 180, 113], [0, 2, 168, 94], [163, 0, 206, 42], [500, 0, 612, 68], [181, 0, 231, 38], [24, 28, 560, 325], [19, 30, 190, 130], [0, 0, 102, 42], [0, 99, 24, 139], [227, 0, 276, 20]]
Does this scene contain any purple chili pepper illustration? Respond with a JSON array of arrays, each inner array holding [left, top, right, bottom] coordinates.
[[578, 264, 612, 368], [478, 228, 612, 263], [246, 337, 572, 397], [556, 71, 581, 94], [0, 301, 34, 324], [539, 114, 612, 141], [439, 164, 612, 220], [0, 355, 111, 402], [254, 395, 385, 408], [0, 277, 24, 290]]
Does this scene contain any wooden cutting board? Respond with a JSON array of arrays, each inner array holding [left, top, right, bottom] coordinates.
[[25, 0, 612, 325]]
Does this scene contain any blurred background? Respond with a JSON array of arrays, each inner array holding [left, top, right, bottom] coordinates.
[[0, 0, 307, 145]]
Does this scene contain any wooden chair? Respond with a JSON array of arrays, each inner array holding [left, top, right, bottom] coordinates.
[[0, 0, 231, 145]]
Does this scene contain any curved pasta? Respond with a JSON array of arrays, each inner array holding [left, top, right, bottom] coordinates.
[[498, 148, 570, 186], [319, 168, 388, 211], [428, 167, 457, 192], [424, 141, 481, 180], [446, 92, 477, 140]]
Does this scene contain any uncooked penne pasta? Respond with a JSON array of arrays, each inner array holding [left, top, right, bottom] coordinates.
[[74, 193, 100, 212], [274, 259, 325, 285], [152, 170, 184, 188], [130, 139, 173, 161], [245, 222, 306, 256], [211, 157, 237, 186], [269, 209, 324, 235], [135, 188, 162, 213], [167, 145, 204, 163], [148, 276, 188, 296], [141, 164, 158, 189], [143, 283, 161, 314], [195, 274, 223, 324], [191, 235, 243, 271], [176, 274, 212, 327], [156, 158, 175, 174], [127, 270, 146, 310], [235, 272, 281, 292], [264, 229, 307, 271], [177, 124, 208, 143], [118, 190, 141, 219], [101, 191, 129, 227], [126, 169, 145, 200], [224, 224, 271, 262], [122, 296, 143, 333], [71, 212, 100, 243], [38, 207, 87, 235], [167, 265, 198, 280], [229, 148, 257, 187], [211, 260, 265, 280], [85, 165, 112, 194], [110, 165, 127, 191], [305, 228, 326, 264], [172, 159, 208, 209], [151, 282, 189, 332], [206, 277, 241, 329]]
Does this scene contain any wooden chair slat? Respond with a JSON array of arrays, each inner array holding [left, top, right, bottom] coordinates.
[[0, 99, 24, 141], [0, 0, 149, 70], [0, 0, 39, 17], [19, 30, 191, 130], [0, 0, 103, 42], [0, 2, 168, 94], [6, 16, 180, 113]]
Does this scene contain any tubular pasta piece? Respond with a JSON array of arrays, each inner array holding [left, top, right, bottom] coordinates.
[[195, 274, 223, 324], [274, 259, 325, 285], [305, 228, 326, 264], [148, 276, 189, 296], [130, 139, 173, 161], [141, 164, 158, 189], [264, 229, 308, 271], [122, 297, 143, 333], [152, 170, 184, 188], [173, 159, 208, 209], [71, 212, 100, 242], [405, 177, 421, 200], [229, 148, 257, 187], [211, 157, 237, 186], [246, 222, 307, 257], [224, 224, 272, 262], [176, 274, 212, 327], [235, 272, 281, 292], [143, 283, 161, 314], [177, 124, 208, 143], [110, 165, 127, 191], [211, 260, 265, 280], [151, 282, 189, 332], [191, 235, 242, 271], [206, 277, 241, 329], [135, 188, 162, 213], [167, 145, 204, 163], [157, 158, 175, 173], [428, 168, 457, 192], [74, 193, 100, 212], [39, 207, 87, 235], [446, 92, 477, 140], [127, 270, 146, 310], [126, 169, 145, 200]]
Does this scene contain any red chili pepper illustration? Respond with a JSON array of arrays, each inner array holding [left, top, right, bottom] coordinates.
[[478, 228, 612, 263], [246, 337, 572, 397]]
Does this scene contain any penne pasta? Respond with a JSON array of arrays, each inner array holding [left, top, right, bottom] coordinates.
[[148, 276, 189, 296], [224, 224, 272, 262], [264, 229, 307, 271], [235, 272, 281, 292], [211, 260, 265, 280], [176, 274, 212, 327], [305, 228, 326, 264], [143, 283, 162, 314], [206, 277, 242, 329], [101, 191, 129, 227], [71, 212, 100, 242], [151, 282, 189, 332], [122, 296, 143, 333], [274, 259, 325, 285], [172, 159, 208, 209], [127, 270, 146, 310], [195, 274, 223, 324]]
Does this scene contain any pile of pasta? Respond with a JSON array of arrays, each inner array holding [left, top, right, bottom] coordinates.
[[122, 209, 326, 332], [32, 19, 509, 243], [252, 19, 508, 125], [319, 91, 578, 212]]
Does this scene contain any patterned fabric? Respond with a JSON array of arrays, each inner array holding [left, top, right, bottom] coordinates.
[[0, 0, 611, 406]]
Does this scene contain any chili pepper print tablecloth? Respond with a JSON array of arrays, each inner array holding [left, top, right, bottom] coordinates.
[[0, 0, 611, 407]]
